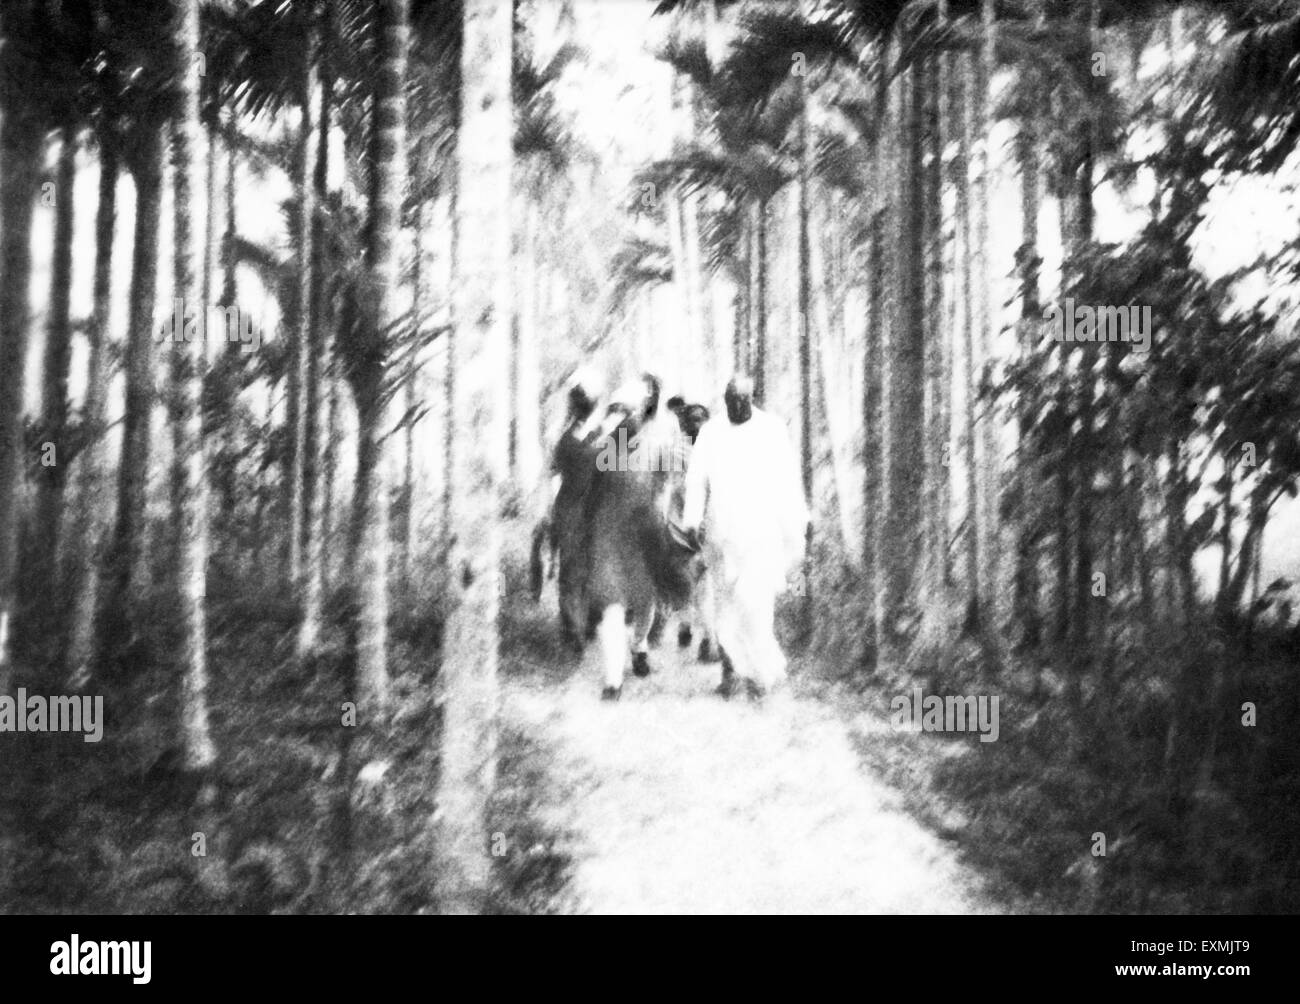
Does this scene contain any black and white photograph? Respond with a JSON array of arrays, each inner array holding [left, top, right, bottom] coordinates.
[[0, 0, 1296, 953]]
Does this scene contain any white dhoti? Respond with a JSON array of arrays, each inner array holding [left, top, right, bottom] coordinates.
[[682, 406, 808, 691], [709, 546, 787, 689]]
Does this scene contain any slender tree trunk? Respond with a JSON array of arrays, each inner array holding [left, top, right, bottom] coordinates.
[[938, 131, 955, 597], [109, 124, 164, 640], [875, 39, 902, 661], [1070, 0, 1101, 652], [203, 117, 220, 315], [438, 0, 512, 914], [210, 119, 240, 558], [864, 43, 888, 660], [401, 155, 424, 592], [252, 390, 271, 571], [1216, 455, 1234, 616], [1161, 437, 1199, 783], [300, 0, 333, 657], [322, 376, 339, 584], [971, 0, 1000, 641], [682, 188, 715, 382], [346, 0, 409, 719], [66, 137, 119, 681], [916, 43, 949, 655], [1250, 520, 1263, 609], [171, 0, 217, 780], [665, 190, 695, 370], [797, 72, 814, 623], [438, 188, 458, 557], [0, 15, 40, 908], [1223, 487, 1272, 617], [810, 194, 855, 561], [220, 131, 237, 309], [1013, 108, 1042, 649], [0, 98, 43, 686], [881, 47, 926, 656], [347, 374, 389, 675], [935, 33, 954, 595], [289, 27, 316, 604], [284, 330, 303, 575], [513, 185, 543, 497], [37, 124, 78, 592], [955, 49, 980, 628]]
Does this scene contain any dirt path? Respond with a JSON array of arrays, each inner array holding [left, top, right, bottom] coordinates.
[[500, 602, 1008, 914]]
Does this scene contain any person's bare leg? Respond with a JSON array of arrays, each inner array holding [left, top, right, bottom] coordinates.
[[712, 581, 749, 698], [598, 603, 628, 699], [739, 578, 785, 696], [647, 607, 665, 648], [696, 565, 719, 662]]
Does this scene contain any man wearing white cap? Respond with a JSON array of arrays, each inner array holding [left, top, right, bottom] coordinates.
[[681, 374, 808, 698]]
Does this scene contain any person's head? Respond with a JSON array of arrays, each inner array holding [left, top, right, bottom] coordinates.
[[567, 366, 603, 424], [567, 384, 597, 425], [723, 374, 754, 425], [605, 379, 647, 435], [678, 403, 710, 443], [640, 372, 662, 421], [665, 395, 686, 416]]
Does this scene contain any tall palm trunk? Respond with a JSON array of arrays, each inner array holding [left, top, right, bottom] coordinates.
[[864, 42, 888, 657], [67, 137, 119, 680], [37, 125, 78, 592], [737, 210, 751, 373], [970, 0, 1000, 642], [203, 116, 220, 314], [301, 0, 334, 655], [665, 190, 694, 367], [289, 23, 316, 604], [209, 118, 240, 557], [955, 46, 979, 628], [881, 46, 926, 659], [1069, 0, 1101, 651], [512, 179, 543, 499], [350, 0, 409, 715], [438, 0, 512, 914], [171, 0, 216, 778], [0, 93, 43, 686], [682, 187, 715, 381], [916, 42, 950, 654], [1013, 109, 1042, 649], [401, 144, 425, 592], [348, 0, 408, 712], [109, 123, 164, 639], [322, 374, 338, 567], [796, 72, 814, 622], [442, 189, 457, 553], [937, 49, 955, 597], [810, 195, 855, 561], [875, 37, 903, 661], [221, 131, 237, 311]]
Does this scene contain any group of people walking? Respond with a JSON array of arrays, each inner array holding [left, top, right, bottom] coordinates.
[[533, 368, 808, 702]]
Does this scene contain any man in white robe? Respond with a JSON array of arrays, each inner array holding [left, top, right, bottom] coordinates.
[[681, 375, 808, 697]]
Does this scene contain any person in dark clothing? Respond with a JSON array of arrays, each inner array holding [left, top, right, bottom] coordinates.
[[532, 369, 604, 650], [582, 380, 695, 700]]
